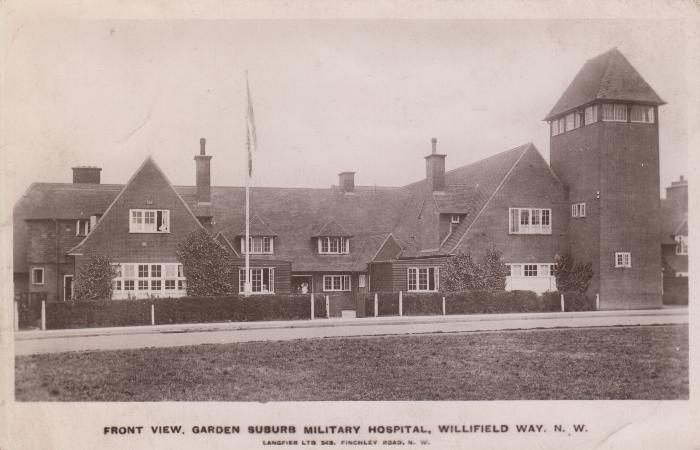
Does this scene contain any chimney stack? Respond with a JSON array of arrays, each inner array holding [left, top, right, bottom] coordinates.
[[194, 137, 213, 204], [338, 172, 355, 193], [666, 175, 688, 213], [424, 137, 446, 191], [72, 166, 101, 184]]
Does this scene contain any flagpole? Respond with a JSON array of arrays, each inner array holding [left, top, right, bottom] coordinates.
[[244, 72, 252, 297]]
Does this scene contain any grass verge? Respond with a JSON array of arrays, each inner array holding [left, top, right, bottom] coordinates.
[[15, 325, 688, 401]]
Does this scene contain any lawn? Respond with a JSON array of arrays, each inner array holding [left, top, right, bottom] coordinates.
[[15, 325, 688, 401]]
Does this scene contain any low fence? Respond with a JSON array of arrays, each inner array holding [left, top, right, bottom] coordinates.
[[41, 294, 331, 330], [356, 290, 595, 317]]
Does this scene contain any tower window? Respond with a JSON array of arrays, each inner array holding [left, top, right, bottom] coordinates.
[[584, 105, 598, 125], [630, 105, 655, 123], [614, 252, 631, 268], [602, 104, 628, 122]]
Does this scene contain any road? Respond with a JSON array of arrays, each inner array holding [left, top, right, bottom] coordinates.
[[14, 307, 688, 355]]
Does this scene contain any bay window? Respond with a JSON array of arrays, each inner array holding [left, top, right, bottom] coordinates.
[[112, 263, 186, 299]]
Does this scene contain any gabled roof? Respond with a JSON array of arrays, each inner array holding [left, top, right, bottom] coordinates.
[[545, 48, 665, 121], [235, 215, 277, 237], [313, 219, 352, 237], [394, 143, 532, 256], [14, 183, 122, 220]]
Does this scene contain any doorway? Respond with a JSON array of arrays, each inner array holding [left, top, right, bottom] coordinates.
[[291, 275, 313, 294]]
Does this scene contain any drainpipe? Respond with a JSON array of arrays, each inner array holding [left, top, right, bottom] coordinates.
[[54, 219, 60, 302]]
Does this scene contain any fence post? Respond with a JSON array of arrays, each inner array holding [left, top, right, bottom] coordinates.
[[41, 299, 46, 331], [374, 293, 378, 317], [325, 295, 330, 319], [442, 296, 446, 316], [151, 304, 155, 326], [398, 291, 403, 316], [560, 293, 565, 312], [596, 293, 600, 311], [310, 294, 315, 320], [14, 301, 19, 331]]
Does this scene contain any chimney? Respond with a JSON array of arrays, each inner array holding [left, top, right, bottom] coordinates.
[[72, 166, 101, 184], [666, 175, 688, 213], [338, 171, 355, 193], [424, 137, 446, 191], [194, 137, 213, 204]]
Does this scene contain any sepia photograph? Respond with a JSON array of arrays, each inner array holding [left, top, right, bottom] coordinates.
[[1, 1, 697, 449]]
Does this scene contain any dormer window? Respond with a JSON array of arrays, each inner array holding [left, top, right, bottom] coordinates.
[[76, 219, 91, 236], [451, 215, 461, 225], [318, 236, 349, 254], [129, 209, 170, 233], [675, 236, 688, 255], [241, 236, 274, 254]]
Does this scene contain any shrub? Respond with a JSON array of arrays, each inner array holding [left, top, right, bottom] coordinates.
[[176, 229, 238, 296], [73, 251, 117, 300], [553, 251, 594, 293], [561, 291, 595, 311], [442, 248, 508, 292]]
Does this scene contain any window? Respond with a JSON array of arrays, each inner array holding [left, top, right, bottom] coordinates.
[[323, 274, 351, 292], [407, 267, 439, 292], [565, 113, 575, 132], [358, 274, 367, 288], [602, 103, 628, 122], [571, 202, 586, 218], [509, 208, 552, 234], [584, 105, 598, 125], [675, 236, 688, 255], [240, 236, 273, 254], [551, 120, 560, 136], [524, 264, 538, 277], [318, 236, 350, 254], [508, 263, 554, 277], [129, 209, 170, 233], [75, 219, 91, 236], [31, 267, 44, 285], [615, 252, 631, 268], [630, 105, 655, 123], [239, 268, 275, 294], [558, 117, 566, 134], [112, 263, 186, 298], [451, 215, 461, 224]]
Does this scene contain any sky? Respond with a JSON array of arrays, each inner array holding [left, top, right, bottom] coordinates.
[[2, 18, 692, 204]]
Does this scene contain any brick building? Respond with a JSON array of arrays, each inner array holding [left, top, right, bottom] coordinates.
[[13, 48, 671, 309]]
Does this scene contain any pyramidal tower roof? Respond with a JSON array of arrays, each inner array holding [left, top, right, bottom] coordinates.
[[544, 48, 665, 121]]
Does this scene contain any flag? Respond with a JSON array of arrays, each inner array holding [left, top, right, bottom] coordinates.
[[246, 74, 257, 177]]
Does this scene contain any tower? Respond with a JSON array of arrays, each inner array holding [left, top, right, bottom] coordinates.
[[546, 48, 665, 309]]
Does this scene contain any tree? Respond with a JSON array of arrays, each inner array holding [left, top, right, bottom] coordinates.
[[176, 228, 238, 296], [73, 250, 117, 300], [553, 251, 594, 293], [442, 248, 508, 292]]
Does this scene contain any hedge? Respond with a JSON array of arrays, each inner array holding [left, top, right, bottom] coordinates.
[[45, 294, 323, 330], [357, 290, 594, 317]]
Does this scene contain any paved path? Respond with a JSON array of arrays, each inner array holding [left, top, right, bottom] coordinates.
[[14, 307, 688, 355]]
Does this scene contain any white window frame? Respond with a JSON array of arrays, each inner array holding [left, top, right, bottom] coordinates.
[[129, 209, 170, 233], [630, 105, 655, 124], [31, 267, 45, 285], [75, 219, 91, 237], [584, 104, 598, 125], [675, 236, 688, 255], [240, 236, 274, 254], [318, 236, 350, 254], [508, 263, 554, 278], [239, 267, 275, 294], [615, 252, 632, 268], [571, 202, 586, 218], [551, 120, 560, 136], [509, 208, 552, 235], [602, 103, 628, 122], [358, 274, 367, 288], [407, 267, 439, 292], [450, 215, 461, 224], [112, 263, 186, 298], [322, 274, 351, 292]]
